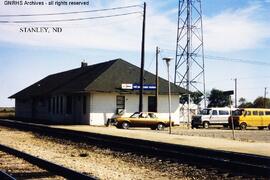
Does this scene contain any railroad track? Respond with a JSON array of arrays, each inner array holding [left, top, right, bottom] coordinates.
[[0, 119, 269, 178], [0, 170, 16, 180], [0, 143, 96, 180]]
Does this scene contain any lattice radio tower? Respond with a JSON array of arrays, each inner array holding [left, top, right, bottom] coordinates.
[[175, 0, 206, 107]]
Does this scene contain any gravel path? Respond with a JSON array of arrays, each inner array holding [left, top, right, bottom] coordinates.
[[0, 126, 246, 180]]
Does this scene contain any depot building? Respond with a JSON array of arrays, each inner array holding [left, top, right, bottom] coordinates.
[[10, 59, 187, 125]]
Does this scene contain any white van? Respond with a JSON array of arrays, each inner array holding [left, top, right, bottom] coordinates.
[[191, 107, 235, 129]]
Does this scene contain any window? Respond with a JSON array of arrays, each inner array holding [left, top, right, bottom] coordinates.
[[116, 96, 125, 109], [130, 112, 140, 118], [66, 96, 72, 114], [52, 97, 56, 114], [60, 96, 63, 114], [48, 98, 51, 113], [253, 111, 258, 115], [201, 109, 211, 115], [83, 96, 87, 114], [140, 112, 148, 118], [56, 96, 59, 114], [212, 110, 218, 115], [245, 111, 251, 116], [148, 96, 157, 112], [265, 111, 270, 115], [219, 110, 229, 115], [148, 113, 156, 118], [259, 111, 264, 116]]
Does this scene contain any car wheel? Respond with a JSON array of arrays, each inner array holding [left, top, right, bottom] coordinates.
[[258, 127, 264, 130], [240, 122, 247, 130], [203, 121, 209, 129], [157, 123, 165, 131], [268, 124, 270, 130], [122, 122, 130, 129]]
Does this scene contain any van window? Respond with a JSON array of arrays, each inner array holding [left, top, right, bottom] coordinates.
[[212, 110, 218, 115], [245, 111, 251, 116], [259, 111, 264, 116], [265, 111, 270, 115], [253, 111, 258, 115], [234, 109, 244, 115], [219, 110, 229, 115], [201, 109, 211, 115]]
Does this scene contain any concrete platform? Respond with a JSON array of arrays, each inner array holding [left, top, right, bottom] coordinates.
[[50, 125, 270, 157]]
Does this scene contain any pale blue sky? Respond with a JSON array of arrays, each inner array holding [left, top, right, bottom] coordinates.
[[0, 0, 270, 106]]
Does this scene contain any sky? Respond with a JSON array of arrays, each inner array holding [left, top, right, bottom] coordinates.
[[0, 0, 270, 107]]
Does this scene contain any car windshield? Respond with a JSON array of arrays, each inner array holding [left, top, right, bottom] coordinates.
[[130, 112, 140, 118], [200, 109, 211, 115]]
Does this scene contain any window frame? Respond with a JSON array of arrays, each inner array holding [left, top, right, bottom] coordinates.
[[116, 96, 125, 110]]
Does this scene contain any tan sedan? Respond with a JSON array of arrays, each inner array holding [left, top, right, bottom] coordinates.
[[111, 112, 174, 130]]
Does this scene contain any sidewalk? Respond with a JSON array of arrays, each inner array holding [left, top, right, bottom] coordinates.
[[50, 125, 270, 157]]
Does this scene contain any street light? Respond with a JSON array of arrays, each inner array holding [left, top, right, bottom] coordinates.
[[163, 57, 173, 134]]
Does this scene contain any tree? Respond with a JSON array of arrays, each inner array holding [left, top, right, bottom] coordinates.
[[238, 97, 246, 105], [238, 97, 253, 108], [191, 91, 203, 105], [253, 97, 270, 108], [207, 89, 230, 107], [179, 91, 203, 105]]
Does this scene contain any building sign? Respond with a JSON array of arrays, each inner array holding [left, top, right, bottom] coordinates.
[[121, 84, 133, 89], [121, 83, 156, 90], [133, 84, 156, 90]]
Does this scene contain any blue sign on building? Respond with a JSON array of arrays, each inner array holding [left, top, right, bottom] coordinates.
[[133, 84, 156, 90]]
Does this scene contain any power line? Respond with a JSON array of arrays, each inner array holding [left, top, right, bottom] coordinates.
[[160, 48, 270, 66], [0, 4, 142, 17], [0, 11, 142, 24], [202, 55, 270, 66]]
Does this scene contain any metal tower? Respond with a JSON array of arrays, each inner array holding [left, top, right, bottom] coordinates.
[[175, 0, 206, 107]]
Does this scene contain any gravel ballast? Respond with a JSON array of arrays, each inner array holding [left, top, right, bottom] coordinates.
[[0, 126, 247, 180]]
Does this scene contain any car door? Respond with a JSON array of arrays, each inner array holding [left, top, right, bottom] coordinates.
[[147, 113, 158, 126], [133, 112, 148, 127], [259, 111, 264, 127], [252, 111, 260, 127], [218, 110, 230, 124], [264, 111, 270, 126], [243, 110, 252, 126], [210, 110, 218, 124]]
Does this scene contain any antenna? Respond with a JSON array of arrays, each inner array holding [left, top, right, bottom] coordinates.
[[175, 0, 206, 107]]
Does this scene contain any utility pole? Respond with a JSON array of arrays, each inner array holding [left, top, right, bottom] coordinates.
[[234, 78, 237, 108], [155, 46, 160, 112], [264, 87, 267, 108], [139, 2, 146, 112]]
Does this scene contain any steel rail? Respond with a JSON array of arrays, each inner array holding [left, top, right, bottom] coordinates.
[[0, 171, 16, 180], [0, 119, 269, 178], [0, 143, 96, 180]]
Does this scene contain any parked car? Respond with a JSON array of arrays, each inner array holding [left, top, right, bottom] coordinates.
[[191, 107, 236, 129], [229, 108, 270, 130], [111, 112, 174, 130]]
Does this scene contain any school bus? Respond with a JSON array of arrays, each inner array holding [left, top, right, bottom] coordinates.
[[229, 108, 270, 130]]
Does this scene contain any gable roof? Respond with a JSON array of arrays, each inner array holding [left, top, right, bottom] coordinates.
[[10, 59, 187, 99]]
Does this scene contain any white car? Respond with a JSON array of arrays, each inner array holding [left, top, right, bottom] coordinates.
[[191, 107, 236, 129]]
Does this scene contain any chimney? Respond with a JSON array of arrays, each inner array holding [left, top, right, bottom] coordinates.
[[81, 61, 88, 68]]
